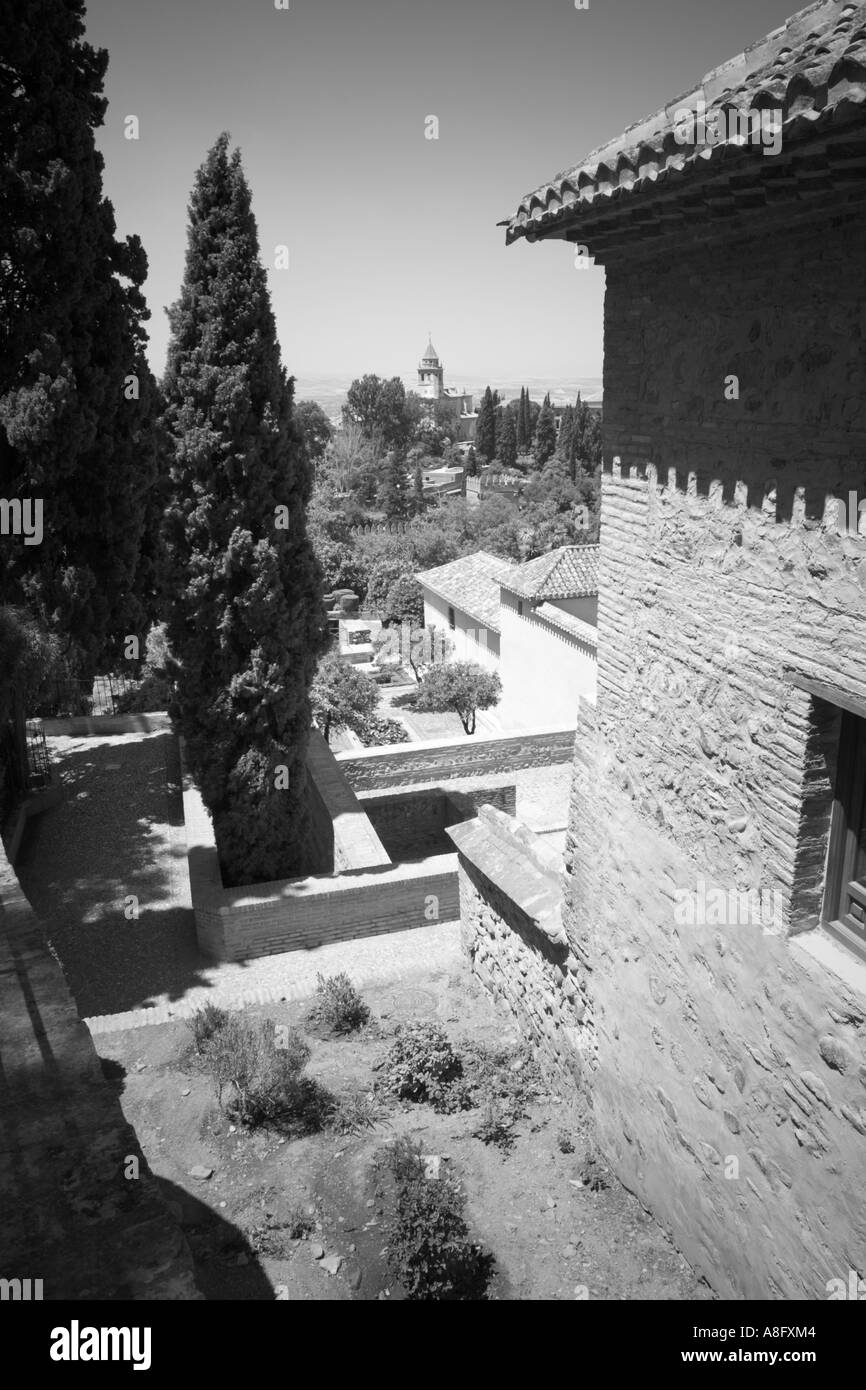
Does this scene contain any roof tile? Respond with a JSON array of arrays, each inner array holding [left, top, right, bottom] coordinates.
[[504, 0, 866, 244], [499, 545, 599, 600]]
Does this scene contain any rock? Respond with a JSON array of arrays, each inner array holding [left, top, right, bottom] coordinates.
[[365, 1199, 375, 1208], [309, 1243, 325, 1260], [422, 1155, 441, 1180], [349, 1244, 356, 1253], [181, 1088, 191, 1097], [320, 1255, 342, 1276], [347, 1267, 362, 1291], [546, 1197, 557, 1209], [188, 1165, 213, 1180], [563, 1244, 576, 1258]]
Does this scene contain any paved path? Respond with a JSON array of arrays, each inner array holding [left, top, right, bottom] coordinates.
[[17, 728, 462, 1036]]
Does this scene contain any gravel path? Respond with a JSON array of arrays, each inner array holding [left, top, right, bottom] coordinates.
[[17, 728, 462, 1034]]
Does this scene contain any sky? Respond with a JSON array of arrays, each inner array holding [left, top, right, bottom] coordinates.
[[86, 0, 804, 388]]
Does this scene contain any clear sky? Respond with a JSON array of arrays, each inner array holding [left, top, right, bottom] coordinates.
[[86, 0, 802, 384]]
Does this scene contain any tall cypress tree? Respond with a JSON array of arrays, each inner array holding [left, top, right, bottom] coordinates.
[[534, 400, 557, 469], [475, 386, 496, 461], [516, 388, 526, 450], [380, 447, 409, 519], [0, 0, 162, 675], [498, 411, 517, 470], [162, 134, 326, 885]]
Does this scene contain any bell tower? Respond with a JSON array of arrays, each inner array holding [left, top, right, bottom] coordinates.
[[417, 334, 444, 400]]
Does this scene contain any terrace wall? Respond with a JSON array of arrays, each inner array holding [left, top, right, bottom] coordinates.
[[337, 726, 575, 791]]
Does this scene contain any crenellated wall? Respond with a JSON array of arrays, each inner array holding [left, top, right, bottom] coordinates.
[[560, 201, 866, 1299]]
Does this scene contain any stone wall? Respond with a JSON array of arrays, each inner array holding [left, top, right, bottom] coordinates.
[[338, 726, 575, 791], [563, 202, 866, 1298], [363, 784, 516, 861], [447, 805, 593, 1086], [0, 837, 200, 1300]]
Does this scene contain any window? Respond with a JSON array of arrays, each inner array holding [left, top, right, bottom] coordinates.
[[823, 710, 866, 961], [447, 606, 456, 630], [517, 600, 524, 617]]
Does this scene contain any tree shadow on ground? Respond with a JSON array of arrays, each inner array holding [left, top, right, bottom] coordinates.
[[15, 731, 234, 1017]]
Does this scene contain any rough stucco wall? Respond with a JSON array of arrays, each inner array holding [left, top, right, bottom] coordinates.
[[499, 591, 596, 729], [565, 206, 866, 1299]]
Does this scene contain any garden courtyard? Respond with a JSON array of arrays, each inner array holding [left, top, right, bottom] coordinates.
[[9, 722, 711, 1301]]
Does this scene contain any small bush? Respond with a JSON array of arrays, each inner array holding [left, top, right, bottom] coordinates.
[[381, 1022, 462, 1107], [357, 713, 409, 746], [472, 1099, 517, 1152], [203, 1015, 331, 1132], [308, 972, 370, 1035], [187, 1002, 231, 1055], [330, 1089, 387, 1135], [557, 1129, 575, 1155], [373, 1138, 493, 1300]]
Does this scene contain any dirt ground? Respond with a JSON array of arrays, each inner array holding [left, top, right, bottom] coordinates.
[[94, 963, 714, 1302]]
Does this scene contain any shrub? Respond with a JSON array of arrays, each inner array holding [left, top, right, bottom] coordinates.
[[381, 1022, 463, 1107], [472, 1099, 517, 1152], [330, 1090, 387, 1135], [186, 1001, 231, 1055], [357, 713, 409, 746], [203, 1015, 330, 1131], [373, 1138, 493, 1300], [308, 972, 370, 1035]]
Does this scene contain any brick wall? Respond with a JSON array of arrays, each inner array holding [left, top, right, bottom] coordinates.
[[183, 754, 457, 960], [565, 204, 866, 1298], [362, 784, 516, 861], [337, 727, 575, 791]]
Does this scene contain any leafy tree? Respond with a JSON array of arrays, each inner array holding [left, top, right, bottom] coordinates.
[[162, 133, 327, 885], [379, 448, 410, 520], [0, 0, 163, 677], [310, 652, 379, 743], [534, 400, 557, 469], [475, 386, 496, 462], [498, 411, 517, 470], [344, 375, 411, 449], [410, 660, 501, 735], [295, 400, 332, 464], [381, 574, 424, 627]]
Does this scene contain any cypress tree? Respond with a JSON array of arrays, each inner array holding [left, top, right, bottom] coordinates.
[[516, 388, 526, 450], [475, 386, 496, 461], [557, 404, 575, 470], [498, 411, 517, 470], [380, 447, 409, 519], [411, 462, 426, 515], [534, 400, 557, 469], [0, 0, 162, 675], [162, 133, 327, 885]]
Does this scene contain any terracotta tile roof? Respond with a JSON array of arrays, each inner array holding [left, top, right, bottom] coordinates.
[[499, 545, 599, 600], [503, 0, 866, 245], [535, 602, 598, 646], [417, 550, 509, 632]]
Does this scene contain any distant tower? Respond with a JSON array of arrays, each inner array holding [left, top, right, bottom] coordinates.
[[417, 334, 444, 400]]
